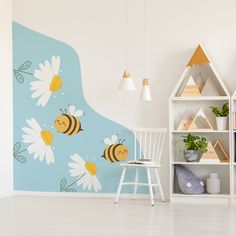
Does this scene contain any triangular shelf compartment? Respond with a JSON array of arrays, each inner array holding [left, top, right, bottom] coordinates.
[[171, 45, 230, 98], [188, 108, 213, 131], [199, 141, 220, 163], [177, 113, 193, 130], [180, 76, 201, 97], [213, 140, 229, 163]]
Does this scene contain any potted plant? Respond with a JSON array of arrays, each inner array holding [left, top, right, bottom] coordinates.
[[182, 133, 208, 162], [210, 103, 229, 130]]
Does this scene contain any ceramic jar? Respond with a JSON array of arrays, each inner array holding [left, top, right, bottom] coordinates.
[[206, 172, 220, 194], [216, 117, 227, 130]]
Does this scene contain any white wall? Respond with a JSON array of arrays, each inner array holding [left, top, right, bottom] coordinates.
[[13, 0, 236, 198], [0, 0, 13, 197]]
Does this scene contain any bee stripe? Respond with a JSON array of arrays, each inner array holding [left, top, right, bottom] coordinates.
[[75, 119, 81, 134], [108, 144, 120, 163], [68, 116, 78, 135], [107, 145, 115, 162], [62, 114, 73, 134], [112, 144, 121, 162]]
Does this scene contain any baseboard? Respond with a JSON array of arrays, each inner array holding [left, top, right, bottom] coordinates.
[[14, 191, 151, 199], [0, 191, 14, 199]]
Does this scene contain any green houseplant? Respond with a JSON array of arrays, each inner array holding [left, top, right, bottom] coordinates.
[[182, 133, 208, 162], [210, 103, 229, 130]]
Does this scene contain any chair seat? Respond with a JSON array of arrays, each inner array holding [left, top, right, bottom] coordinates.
[[120, 162, 161, 168]]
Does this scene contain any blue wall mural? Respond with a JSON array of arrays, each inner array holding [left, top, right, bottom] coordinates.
[[13, 22, 146, 193]]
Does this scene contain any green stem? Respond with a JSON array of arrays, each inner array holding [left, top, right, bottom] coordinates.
[[17, 149, 27, 154], [64, 172, 86, 191], [18, 70, 33, 76]]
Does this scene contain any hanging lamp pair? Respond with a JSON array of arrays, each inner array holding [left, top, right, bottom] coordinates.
[[118, 72, 152, 101], [118, 0, 152, 101]]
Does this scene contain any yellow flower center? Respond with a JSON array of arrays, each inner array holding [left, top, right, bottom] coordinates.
[[85, 162, 97, 175], [49, 75, 62, 92], [40, 130, 53, 145]]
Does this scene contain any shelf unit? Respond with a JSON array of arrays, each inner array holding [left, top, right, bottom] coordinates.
[[231, 94, 236, 202], [169, 45, 231, 204]]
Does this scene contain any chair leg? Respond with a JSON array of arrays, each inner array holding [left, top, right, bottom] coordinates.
[[155, 169, 165, 202], [146, 167, 154, 206], [133, 167, 139, 200], [115, 167, 126, 204]]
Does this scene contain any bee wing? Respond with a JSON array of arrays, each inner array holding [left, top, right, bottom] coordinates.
[[68, 105, 76, 115], [111, 135, 117, 144], [103, 138, 112, 145], [73, 110, 84, 117]]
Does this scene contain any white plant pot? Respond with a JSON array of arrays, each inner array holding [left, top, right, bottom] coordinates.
[[216, 117, 227, 130], [206, 172, 220, 194]]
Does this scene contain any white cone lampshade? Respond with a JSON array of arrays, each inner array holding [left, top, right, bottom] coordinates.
[[118, 70, 136, 91], [140, 78, 152, 101]]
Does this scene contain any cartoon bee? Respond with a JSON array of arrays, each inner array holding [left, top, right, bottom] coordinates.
[[54, 105, 84, 136], [102, 135, 129, 163]]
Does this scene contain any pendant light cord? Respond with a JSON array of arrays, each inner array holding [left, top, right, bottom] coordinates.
[[124, 0, 128, 69], [144, 0, 147, 76]]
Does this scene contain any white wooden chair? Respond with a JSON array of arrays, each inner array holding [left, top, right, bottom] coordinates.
[[115, 128, 167, 206]]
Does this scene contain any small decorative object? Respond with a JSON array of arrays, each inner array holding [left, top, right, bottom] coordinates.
[[140, 78, 152, 101], [213, 140, 229, 163], [199, 141, 220, 163], [175, 165, 205, 194], [201, 77, 220, 96], [118, 70, 136, 91], [188, 108, 213, 130], [182, 133, 208, 162], [206, 172, 220, 194], [177, 113, 193, 130], [181, 76, 201, 97], [210, 103, 229, 130]]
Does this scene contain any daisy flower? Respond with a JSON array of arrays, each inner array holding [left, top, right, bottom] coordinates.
[[30, 55, 62, 107], [68, 153, 102, 192], [22, 118, 55, 165]]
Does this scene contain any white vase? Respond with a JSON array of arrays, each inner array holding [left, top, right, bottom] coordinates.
[[206, 172, 220, 194], [216, 117, 227, 130]]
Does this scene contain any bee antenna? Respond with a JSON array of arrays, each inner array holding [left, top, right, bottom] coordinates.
[[60, 109, 63, 114], [65, 109, 67, 114], [122, 139, 125, 144], [119, 138, 122, 144]]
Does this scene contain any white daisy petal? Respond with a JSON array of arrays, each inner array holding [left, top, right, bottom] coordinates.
[[27, 118, 42, 132], [45, 146, 54, 165], [22, 127, 35, 135], [36, 91, 51, 107], [71, 154, 85, 166], [51, 55, 60, 75], [92, 176, 102, 192], [45, 60, 54, 78]]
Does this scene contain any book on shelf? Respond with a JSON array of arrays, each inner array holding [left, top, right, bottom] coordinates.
[[127, 159, 156, 165]]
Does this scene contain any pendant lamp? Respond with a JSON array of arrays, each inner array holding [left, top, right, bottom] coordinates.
[[140, 78, 152, 101], [118, 70, 136, 91], [118, 0, 136, 91]]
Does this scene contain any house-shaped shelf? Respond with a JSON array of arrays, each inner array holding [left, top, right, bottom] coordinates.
[[171, 45, 230, 98]]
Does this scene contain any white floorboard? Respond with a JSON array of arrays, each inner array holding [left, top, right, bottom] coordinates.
[[0, 196, 236, 236]]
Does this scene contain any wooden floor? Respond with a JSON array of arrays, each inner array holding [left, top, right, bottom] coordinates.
[[0, 196, 236, 236]]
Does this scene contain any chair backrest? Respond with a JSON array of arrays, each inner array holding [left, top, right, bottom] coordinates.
[[133, 128, 167, 165]]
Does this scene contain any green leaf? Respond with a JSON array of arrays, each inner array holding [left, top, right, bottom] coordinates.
[[13, 142, 21, 154], [14, 70, 24, 83], [65, 188, 77, 192], [14, 155, 27, 164], [18, 61, 31, 71], [60, 178, 67, 191]]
